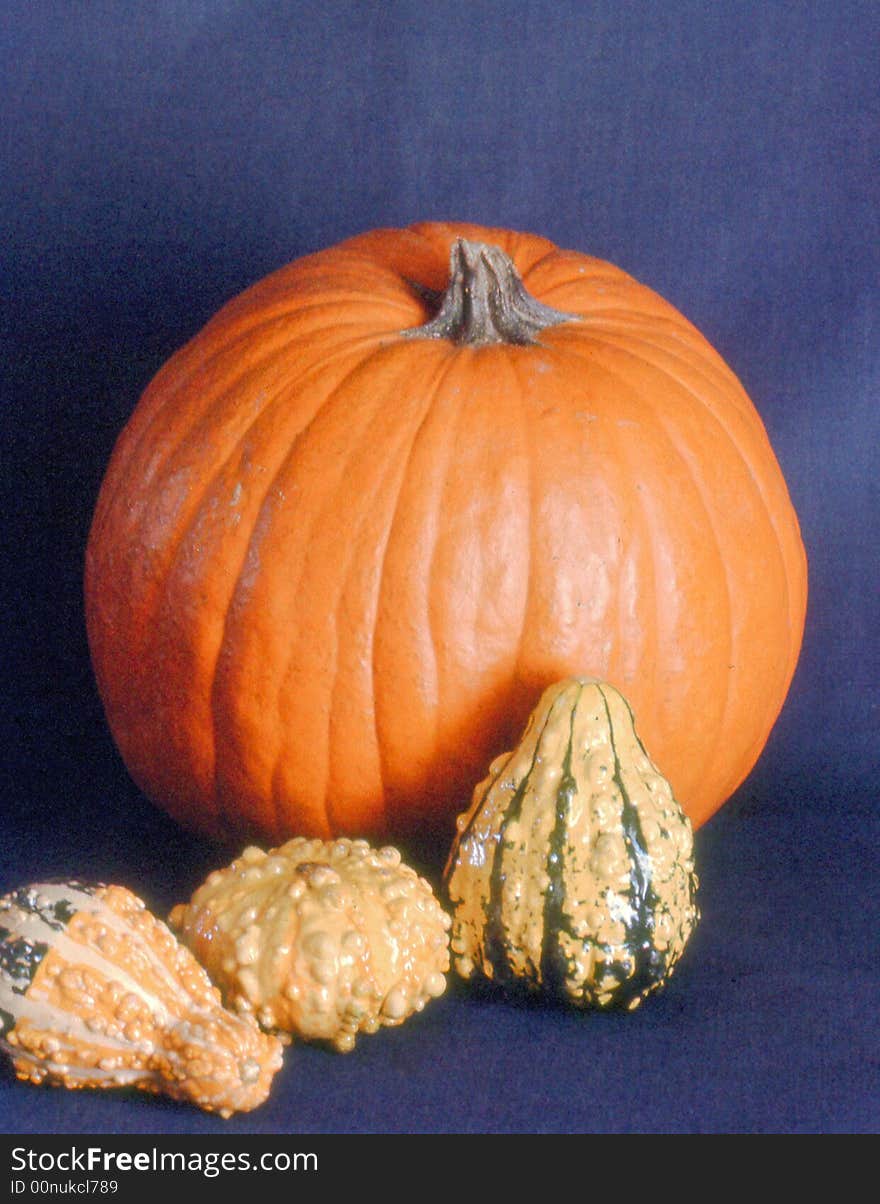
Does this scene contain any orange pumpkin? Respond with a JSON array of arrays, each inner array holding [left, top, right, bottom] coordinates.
[[85, 221, 807, 847]]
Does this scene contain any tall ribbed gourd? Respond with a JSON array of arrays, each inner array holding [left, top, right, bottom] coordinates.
[[444, 678, 699, 1010]]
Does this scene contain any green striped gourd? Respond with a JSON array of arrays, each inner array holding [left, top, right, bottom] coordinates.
[[443, 678, 699, 1010]]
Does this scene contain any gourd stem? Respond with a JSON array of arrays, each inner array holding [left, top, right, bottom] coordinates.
[[403, 239, 575, 346]]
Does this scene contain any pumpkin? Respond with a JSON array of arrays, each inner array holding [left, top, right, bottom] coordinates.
[[85, 222, 807, 847], [444, 677, 699, 1009], [169, 837, 451, 1052], [0, 881, 283, 1116]]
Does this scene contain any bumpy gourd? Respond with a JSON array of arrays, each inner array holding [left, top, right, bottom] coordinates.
[[169, 837, 451, 1052], [444, 678, 699, 1010], [0, 881, 283, 1116]]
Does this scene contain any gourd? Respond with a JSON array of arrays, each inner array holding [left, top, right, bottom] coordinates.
[[0, 881, 283, 1116], [444, 677, 699, 1009], [85, 222, 807, 846], [169, 837, 451, 1052]]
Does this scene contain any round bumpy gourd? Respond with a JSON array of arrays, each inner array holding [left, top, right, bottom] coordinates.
[[0, 881, 283, 1116], [444, 678, 699, 1010], [169, 838, 451, 1052]]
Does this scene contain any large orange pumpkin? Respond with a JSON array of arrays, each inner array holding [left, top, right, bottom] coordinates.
[[85, 221, 807, 848]]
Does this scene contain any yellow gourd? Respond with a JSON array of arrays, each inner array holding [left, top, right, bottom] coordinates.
[[170, 837, 451, 1052], [444, 678, 699, 1009]]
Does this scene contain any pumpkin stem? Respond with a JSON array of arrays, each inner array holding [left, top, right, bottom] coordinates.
[[404, 239, 575, 346]]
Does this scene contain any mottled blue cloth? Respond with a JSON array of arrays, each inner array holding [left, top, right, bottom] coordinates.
[[1, 0, 877, 1136]]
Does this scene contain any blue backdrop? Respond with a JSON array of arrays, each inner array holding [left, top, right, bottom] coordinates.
[[2, 1, 877, 1135]]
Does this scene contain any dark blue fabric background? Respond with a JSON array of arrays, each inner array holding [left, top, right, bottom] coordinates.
[[1, 1, 877, 1134]]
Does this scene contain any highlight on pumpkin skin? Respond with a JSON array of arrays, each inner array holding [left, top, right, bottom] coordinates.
[[169, 836, 451, 1053], [0, 881, 284, 1117], [444, 676, 699, 1011]]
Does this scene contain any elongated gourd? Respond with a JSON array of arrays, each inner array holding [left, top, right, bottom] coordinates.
[[0, 881, 283, 1116], [444, 678, 699, 1009]]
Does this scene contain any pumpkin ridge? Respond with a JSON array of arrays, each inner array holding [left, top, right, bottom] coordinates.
[[91, 340, 353, 837], [208, 340, 409, 840], [589, 339, 737, 797], [532, 271, 696, 331], [497, 229, 561, 277], [325, 349, 459, 838], [587, 354, 663, 765], [643, 326, 807, 695], [582, 324, 790, 486], [506, 339, 657, 705], [146, 330, 384, 580], [515, 242, 606, 301], [95, 322, 386, 639], [606, 409, 655, 704], [201, 300, 410, 352], [263, 345, 448, 839], [519, 245, 563, 280], [347, 225, 456, 300], [516, 252, 649, 319], [219, 240, 433, 325], [575, 334, 796, 801], [156, 325, 389, 499], [366, 348, 465, 836], [222, 290, 420, 324], [482, 348, 534, 703], [504, 350, 539, 697], [317, 402, 427, 839], [539, 683, 583, 998], [543, 336, 745, 813], [625, 359, 749, 801], [594, 326, 800, 530], [120, 334, 384, 836], [418, 351, 484, 821], [91, 305, 384, 553], [567, 318, 753, 416], [621, 329, 808, 703]]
